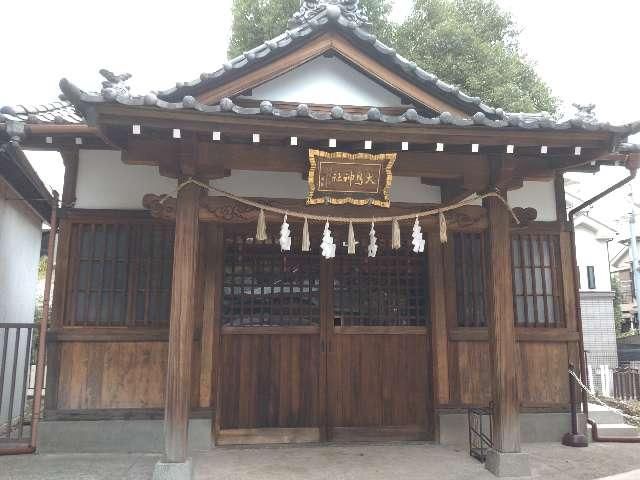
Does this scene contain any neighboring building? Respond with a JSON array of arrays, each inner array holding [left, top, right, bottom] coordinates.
[[611, 238, 638, 333], [0, 138, 52, 441], [565, 192, 619, 376], [2, 1, 640, 477], [618, 334, 640, 369]]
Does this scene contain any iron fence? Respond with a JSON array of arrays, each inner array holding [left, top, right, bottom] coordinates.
[[0, 323, 35, 446], [613, 367, 640, 401]]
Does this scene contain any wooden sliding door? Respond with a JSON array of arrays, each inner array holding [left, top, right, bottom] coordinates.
[[327, 241, 433, 441], [215, 233, 323, 445], [215, 230, 433, 444]]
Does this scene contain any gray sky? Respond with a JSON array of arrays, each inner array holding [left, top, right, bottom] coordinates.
[[3, 0, 639, 228]]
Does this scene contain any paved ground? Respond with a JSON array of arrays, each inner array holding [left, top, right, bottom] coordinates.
[[1, 442, 639, 480]]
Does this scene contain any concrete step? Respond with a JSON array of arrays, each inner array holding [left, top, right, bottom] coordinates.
[[588, 423, 640, 437], [588, 404, 625, 424]]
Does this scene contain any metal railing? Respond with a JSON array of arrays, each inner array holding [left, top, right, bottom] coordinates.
[[0, 323, 35, 446], [613, 367, 640, 401], [468, 404, 493, 462]]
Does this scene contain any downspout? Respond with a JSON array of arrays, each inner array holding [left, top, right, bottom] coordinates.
[[567, 156, 638, 440], [30, 191, 59, 450], [629, 183, 640, 334]]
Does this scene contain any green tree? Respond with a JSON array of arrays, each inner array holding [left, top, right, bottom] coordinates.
[[394, 0, 557, 112], [228, 0, 558, 113], [612, 275, 632, 338]]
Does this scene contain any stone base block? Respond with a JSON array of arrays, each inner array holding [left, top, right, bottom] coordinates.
[[485, 449, 531, 477], [562, 432, 588, 447], [153, 458, 193, 480]]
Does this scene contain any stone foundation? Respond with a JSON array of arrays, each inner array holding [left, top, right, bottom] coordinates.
[[38, 412, 578, 453], [38, 418, 211, 454], [438, 412, 585, 446]]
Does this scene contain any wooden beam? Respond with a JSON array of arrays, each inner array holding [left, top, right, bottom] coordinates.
[[143, 194, 488, 231], [123, 137, 488, 180], [95, 104, 613, 149], [163, 178, 204, 462], [484, 165, 521, 452]]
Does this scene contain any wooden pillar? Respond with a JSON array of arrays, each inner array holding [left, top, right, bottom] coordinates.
[[164, 180, 203, 463], [484, 193, 521, 453], [199, 224, 223, 409], [428, 232, 449, 406], [60, 148, 79, 207]]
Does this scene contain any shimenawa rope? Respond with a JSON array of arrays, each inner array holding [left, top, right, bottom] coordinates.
[[159, 177, 520, 225], [569, 369, 640, 422]]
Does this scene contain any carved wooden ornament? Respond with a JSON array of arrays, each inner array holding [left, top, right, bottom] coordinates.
[[306, 149, 396, 207]]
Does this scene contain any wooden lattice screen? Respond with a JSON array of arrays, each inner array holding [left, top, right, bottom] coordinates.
[[64, 221, 174, 326], [332, 237, 428, 327], [453, 232, 487, 327], [222, 235, 321, 327], [511, 233, 564, 327], [453, 231, 564, 328]]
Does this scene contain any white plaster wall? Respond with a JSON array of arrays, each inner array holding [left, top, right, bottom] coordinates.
[[575, 226, 613, 292], [242, 56, 404, 107], [507, 180, 557, 222], [0, 177, 41, 324], [75, 150, 441, 209], [75, 150, 176, 209], [0, 176, 42, 421]]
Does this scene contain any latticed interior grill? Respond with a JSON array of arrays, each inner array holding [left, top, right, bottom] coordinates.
[[222, 234, 321, 327], [332, 235, 428, 327]]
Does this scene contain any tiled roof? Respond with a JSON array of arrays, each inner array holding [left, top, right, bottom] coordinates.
[[8, 0, 640, 139], [59, 77, 640, 135], [0, 100, 84, 124], [156, 0, 498, 116]]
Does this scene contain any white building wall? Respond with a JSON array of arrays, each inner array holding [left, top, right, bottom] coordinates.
[[507, 180, 557, 222], [0, 177, 42, 324], [75, 150, 176, 209], [75, 150, 442, 209], [0, 175, 42, 421], [242, 56, 404, 107], [574, 226, 612, 292], [75, 153, 562, 221]]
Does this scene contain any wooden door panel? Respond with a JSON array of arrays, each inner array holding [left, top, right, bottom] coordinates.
[[330, 333, 429, 433], [219, 333, 320, 430], [215, 233, 322, 444]]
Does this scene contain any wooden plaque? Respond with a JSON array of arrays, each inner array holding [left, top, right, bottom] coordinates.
[[306, 149, 396, 207]]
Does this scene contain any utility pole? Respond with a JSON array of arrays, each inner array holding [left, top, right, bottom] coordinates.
[[629, 183, 640, 333]]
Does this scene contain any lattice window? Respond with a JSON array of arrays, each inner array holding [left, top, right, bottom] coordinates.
[[65, 221, 174, 326], [222, 235, 321, 327], [453, 232, 487, 327], [333, 237, 428, 327], [511, 233, 564, 327]]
